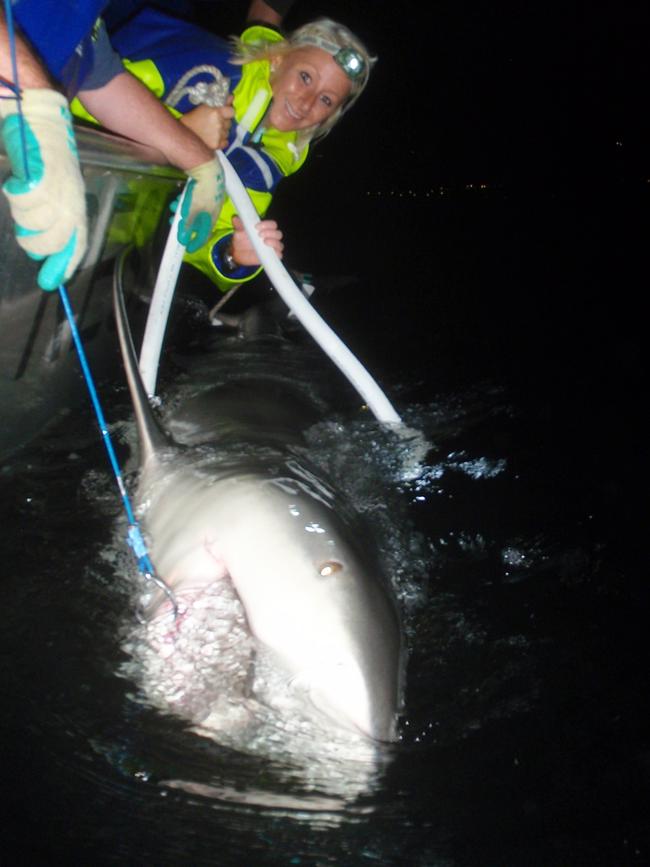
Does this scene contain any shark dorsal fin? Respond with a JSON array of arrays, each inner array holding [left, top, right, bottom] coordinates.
[[112, 253, 172, 465]]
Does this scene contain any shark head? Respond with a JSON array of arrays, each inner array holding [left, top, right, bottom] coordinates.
[[210, 472, 404, 742]]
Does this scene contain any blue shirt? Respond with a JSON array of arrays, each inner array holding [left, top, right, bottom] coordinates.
[[11, 0, 124, 95]]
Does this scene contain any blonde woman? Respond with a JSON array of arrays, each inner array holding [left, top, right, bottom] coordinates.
[[103, 8, 375, 294]]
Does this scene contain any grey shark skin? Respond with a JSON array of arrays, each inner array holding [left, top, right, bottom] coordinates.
[[113, 280, 404, 743]]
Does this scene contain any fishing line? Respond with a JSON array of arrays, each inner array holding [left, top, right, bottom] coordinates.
[[57, 285, 178, 619]]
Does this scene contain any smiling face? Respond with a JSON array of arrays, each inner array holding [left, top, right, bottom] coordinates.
[[267, 46, 352, 133]]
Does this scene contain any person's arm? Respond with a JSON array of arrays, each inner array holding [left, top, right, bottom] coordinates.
[[183, 188, 285, 294], [78, 17, 229, 252], [245, 0, 289, 28], [79, 71, 215, 171], [79, 70, 227, 252], [229, 213, 283, 265], [0, 9, 51, 89]]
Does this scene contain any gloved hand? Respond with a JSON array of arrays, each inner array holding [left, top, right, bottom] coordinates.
[[176, 156, 225, 253], [0, 88, 88, 291]]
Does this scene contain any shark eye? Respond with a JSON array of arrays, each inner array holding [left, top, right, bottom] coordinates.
[[319, 561, 343, 577]]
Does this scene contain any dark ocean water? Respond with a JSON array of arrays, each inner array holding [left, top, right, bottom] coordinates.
[[1, 177, 646, 866]]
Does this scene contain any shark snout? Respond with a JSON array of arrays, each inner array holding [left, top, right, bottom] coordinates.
[[305, 655, 398, 743]]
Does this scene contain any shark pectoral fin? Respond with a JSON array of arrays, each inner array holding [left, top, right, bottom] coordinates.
[[162, 539, 228, 594]]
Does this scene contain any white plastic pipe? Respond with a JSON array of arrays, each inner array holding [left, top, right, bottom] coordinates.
[[138, 182, 188, 398], [139, 153, 401, 425]]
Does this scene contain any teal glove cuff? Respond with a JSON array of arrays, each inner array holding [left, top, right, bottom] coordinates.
[[177, 158, 225, 253]]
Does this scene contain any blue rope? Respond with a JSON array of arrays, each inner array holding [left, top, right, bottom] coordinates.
[[58, 286, 178, 618], [2, 0, 30, 180]]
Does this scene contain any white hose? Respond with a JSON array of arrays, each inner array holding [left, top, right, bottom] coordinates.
[[139, 153, 401, 425], [138, 182, 188, 398]]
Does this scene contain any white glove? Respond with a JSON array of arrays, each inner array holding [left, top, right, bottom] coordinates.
[[176, 156, 225, 253], [1, 88, 87, 290]]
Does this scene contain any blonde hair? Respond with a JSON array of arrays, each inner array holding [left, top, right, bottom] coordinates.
[[230, 17, 376, 145]]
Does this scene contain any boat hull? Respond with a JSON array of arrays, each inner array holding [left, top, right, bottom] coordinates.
[[0, 127, 183, 459]]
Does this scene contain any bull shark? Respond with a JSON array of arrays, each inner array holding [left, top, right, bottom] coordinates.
[[113, 274, 405, 743]]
